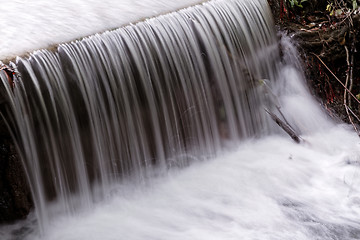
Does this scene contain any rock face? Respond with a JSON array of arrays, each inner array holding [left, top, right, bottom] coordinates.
[[0, 140, 32, 223], [0, 87, 33, 223]]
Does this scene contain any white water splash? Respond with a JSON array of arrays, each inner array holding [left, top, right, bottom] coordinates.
[[3, 39, 360, 240], [1, 1, 360, 239], [12, 127, 360, 240]]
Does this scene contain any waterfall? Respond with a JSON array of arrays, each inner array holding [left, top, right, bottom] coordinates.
[[1, 0, 281, 232]]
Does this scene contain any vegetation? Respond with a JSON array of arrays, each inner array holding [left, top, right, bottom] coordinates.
[[326, 0, 359, 15], [287, 0, 308, 8]]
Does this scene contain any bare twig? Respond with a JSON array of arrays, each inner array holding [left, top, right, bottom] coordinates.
[[343, 25, 358, 135], [311, 52, 360, 105], [345, 104, 360, 123], [348, 30, 356, 108], [344, 46, 352, 128], [265, 108, 301, 143], [331, 9, 355, 29], [262, 80, 294, 128], [344, 45, 349, 105], [312, 49, 359, 136], [344, 94, 359, 136]]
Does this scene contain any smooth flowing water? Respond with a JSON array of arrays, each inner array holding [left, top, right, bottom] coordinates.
[[1, 0, 360, 239], [0, 0, 205, 60]]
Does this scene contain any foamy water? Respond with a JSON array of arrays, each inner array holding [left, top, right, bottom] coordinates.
[[6, 125, 360, 240], [2, 51, 360, 239], [1, 1, 360, 239]]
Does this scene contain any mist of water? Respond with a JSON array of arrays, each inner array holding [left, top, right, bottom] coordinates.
[[1, 0, 360, 239]]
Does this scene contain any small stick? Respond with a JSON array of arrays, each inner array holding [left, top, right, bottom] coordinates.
[[265, 109, 301, 143], [262, 80, 293, 127], [311, 52, 360, 105], [348, 30, 356, 108], [345, 104, 360, 123], [343, 33, 359, 136], [343, 46, 355, 133]]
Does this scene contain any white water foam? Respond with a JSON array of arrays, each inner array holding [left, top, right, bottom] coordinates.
[[1, 1, 360, 239], [14, 126, 360, 240], [0, 0, 204, 60], [2, 39, 360, 239]]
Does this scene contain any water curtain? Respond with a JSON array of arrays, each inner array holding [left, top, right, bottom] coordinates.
[[0, 0, 279, 230]]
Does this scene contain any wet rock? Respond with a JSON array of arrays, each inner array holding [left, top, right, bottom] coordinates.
[[0, 67, 33, 223], [0, 133, 32, 223]]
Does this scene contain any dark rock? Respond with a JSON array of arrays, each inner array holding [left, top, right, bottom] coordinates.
[[0, 125, 32, 223], [0, 68, 33, 223]]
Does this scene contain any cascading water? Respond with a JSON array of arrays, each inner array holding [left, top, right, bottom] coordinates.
[[0, 0, 279, 232], [2, 0, 360, 239]]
